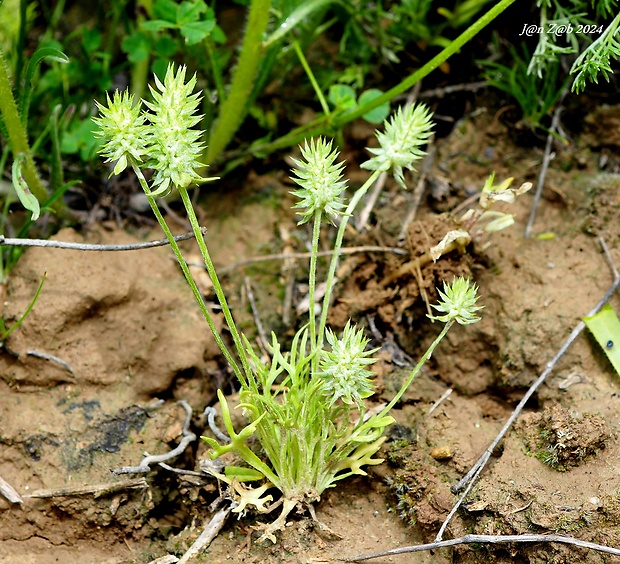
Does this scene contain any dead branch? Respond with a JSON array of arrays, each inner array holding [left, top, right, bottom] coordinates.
[[343, 533, 620, 561], [112, 401, 196, 475], [0, 230, 204, 252], [23, 478, 147, 499]]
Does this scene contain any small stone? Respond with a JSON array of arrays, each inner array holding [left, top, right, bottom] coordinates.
[[430, 446, 453, 460]]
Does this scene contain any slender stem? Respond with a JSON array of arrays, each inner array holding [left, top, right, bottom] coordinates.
[[293, 40, 330, 116], [177, 186, 252, 383], [378, 320, 453, 420], [317, 169, 382, 348], [308, 208, 322, 351], [0, 49, 48, 205], [132, 166, 245, 384]]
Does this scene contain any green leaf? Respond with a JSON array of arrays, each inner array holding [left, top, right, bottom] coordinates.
[[224, 466, 265, 482], [328, 84, 356, 110], [177, 0, 206, 25], [121, 32, 152, 63], [11, 154, 40, 221], [82, 28, 102, 54], [154, 35, 179, 58], [141, 19, 176, 32], [153, 0, 178, 21], [358, 89, 390, 124], [180, 20, 215, 44], [584, 303, 620, 376]]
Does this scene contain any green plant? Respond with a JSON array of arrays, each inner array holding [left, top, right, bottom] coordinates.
[[479, 41, 570, 130], [527, 0, 619, 93], [94, 64, 483, 542], [248, 0, 517, 159]]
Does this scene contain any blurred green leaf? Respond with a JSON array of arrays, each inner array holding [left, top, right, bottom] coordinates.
[[181, 20, 215, 44], [178, 0, 206, 25], [358, 88, 390, 123], [11, 154, 40, 221], [141, 19, 175, 32], [121, 32, 151, 63], [328, 84, 356, 110]]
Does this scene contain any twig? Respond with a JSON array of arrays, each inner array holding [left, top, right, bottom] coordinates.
[[599, 236, 619, 279], [0, 475, 23, 503], [26, 350, 74, 375], [217, 246, 407, 274], [449, 272, 620, 500], [394, 81, 488, 102], [244, 277, 270, 354], [177, 507, 232, 563], [343, 533, 620, 561], [524, 101, 565, 239], [147, 555, 179, 564], [426, 388, 453, 416], [203, 406, 231, 443], [157, 463, 210, 478], [356, 171, 388, 231], [159, 199, 192, 231], [23, 478, 147, 499], [0, 230, 204, 252], [398, 143, 436, 241], [112, 401, 196, 475], [449, 191, 481, 217]]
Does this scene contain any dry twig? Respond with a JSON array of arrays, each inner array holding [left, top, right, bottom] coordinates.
[[343, 533, 620, 561], [217, 245, 407, 274], [397, 143, 436, 241], [112, 401, 196, 475], [0, 475, 23, 504], [26, 350, 74, 375], [244, 276, 270, 354], [177, 507, 232, 563], [356, 171, 388, 231], [0, 230, 204, 252], [524, 100, 565, 239], [23, 478, 148, 499]]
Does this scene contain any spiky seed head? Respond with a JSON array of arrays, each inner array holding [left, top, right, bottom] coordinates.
[[429, 276, 483, 325], [93, 90, 148, 176], [361, 103, 434, 189], [290, 137, 347, 224], [319, 321, 377, 407]]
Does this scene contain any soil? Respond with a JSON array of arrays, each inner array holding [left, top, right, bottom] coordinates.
[[2, 100, 620, 564]]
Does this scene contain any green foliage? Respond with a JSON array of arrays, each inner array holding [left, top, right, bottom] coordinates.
[[338, 0, 496, 65], [527, 0, 620, 93], [479, 41, 569, 130]]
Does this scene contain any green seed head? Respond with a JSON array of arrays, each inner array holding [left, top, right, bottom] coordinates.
[[361, 103, 434, 189], [319, 322, 377, 407], [290, 137, 347, 224], [430, 276, 483, 325], [93, 90, 148, 176], [144, 64, 206, 195]]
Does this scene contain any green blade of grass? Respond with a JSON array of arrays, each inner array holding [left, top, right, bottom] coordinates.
[[584, 303, 620, 376]]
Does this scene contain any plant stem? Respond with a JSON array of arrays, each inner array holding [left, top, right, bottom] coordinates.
[[317, 169, 382, 348], [308, 208, 322, 351], [0, 49, 48, 205], [293, 40, 330, 116], [378, 320, 453, 419], [177, 185, 252, 383], [203, 0, 271, 166], [132, 166, 245, 384]]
